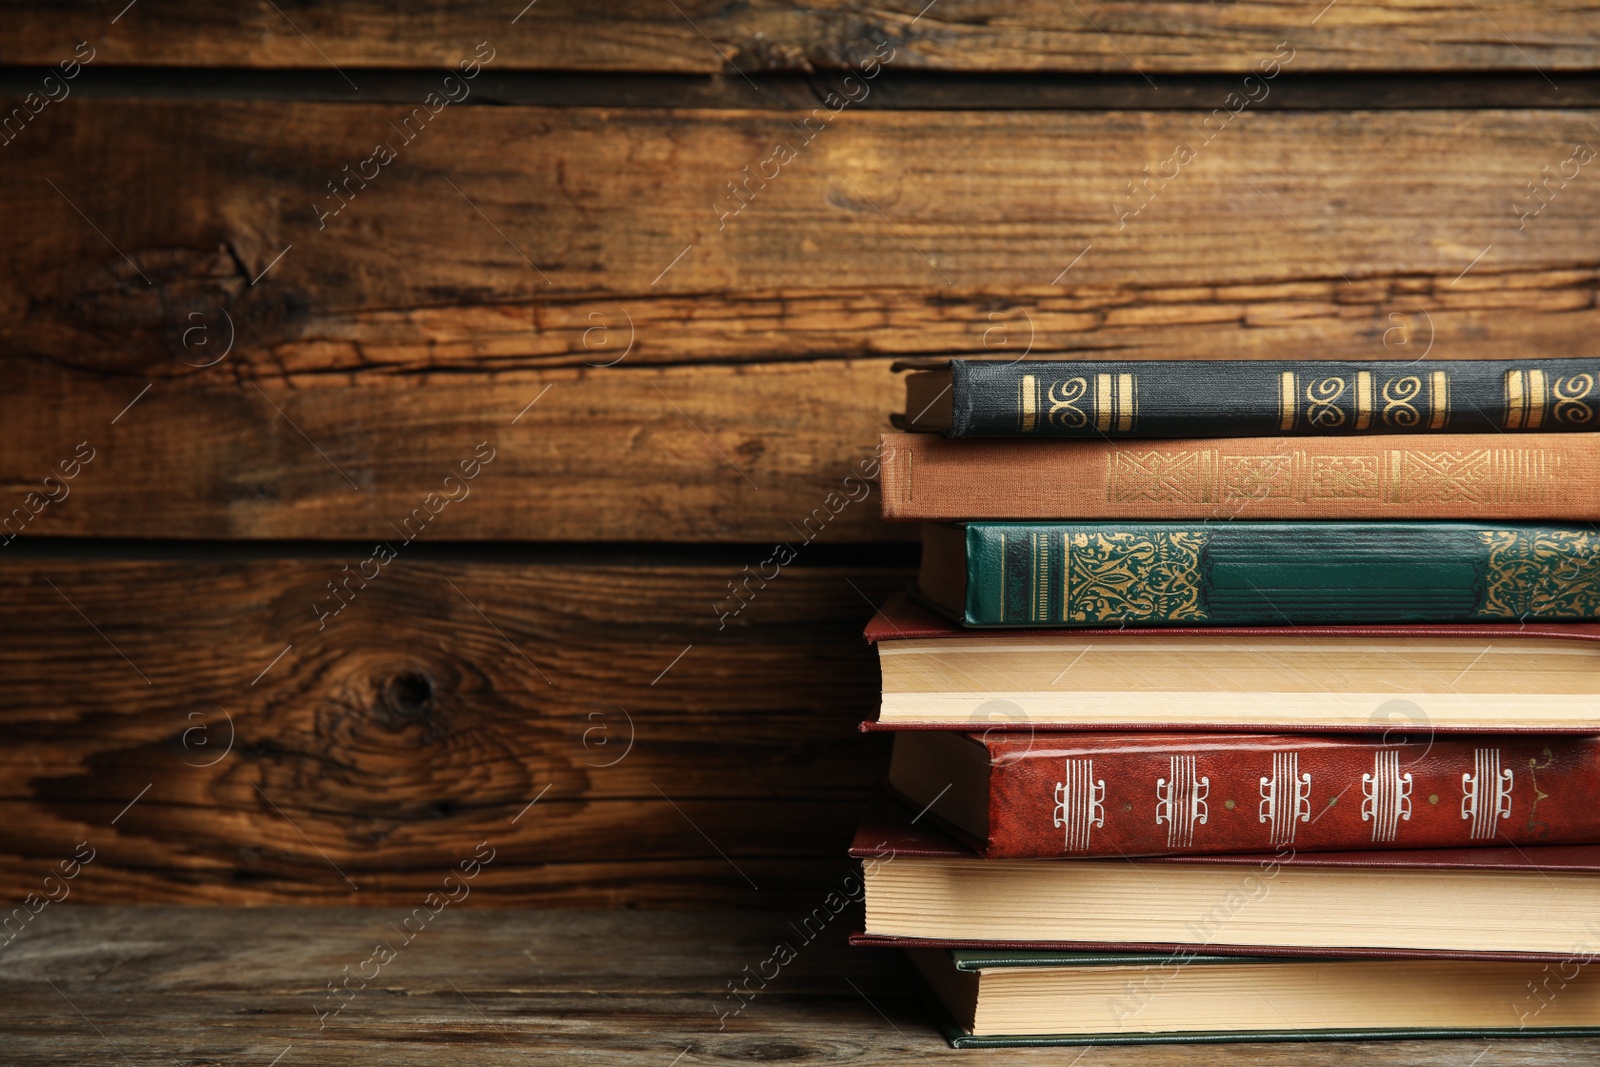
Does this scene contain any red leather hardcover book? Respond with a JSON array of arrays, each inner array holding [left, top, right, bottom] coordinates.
[[889, 730, 1600, 859]]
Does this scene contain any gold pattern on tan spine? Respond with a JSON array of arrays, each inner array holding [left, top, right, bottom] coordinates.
[[1108, 449, 1222, 503], [1108, 445, 1563, 506], [1064, 530, 1208, 623], [1553, 373, 1596, 426], [1117, 373, 1136, 432], [1218, 453, 1298, 507], [1307, 456, 1380, 497], [1382, 449, 1560, 504], [1304, 377, 1348, 428], [1505, 369, 1526, 429], [1381, 375, 1423, 428], [1429, 370, 1450, 430], [1477, 528, 1600, 619], [1019, 374, 1037, 432], [1279, 372, 1297, 431], [1355, 371, 1374, 430], [1094, 374, 1114, 432]]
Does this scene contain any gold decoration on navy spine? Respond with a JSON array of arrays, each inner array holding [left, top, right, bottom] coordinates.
[[1478, 528, 1600, 619], [1018, 374, 1038, 432], [1045, 376, 1090, 430], [1505, 368, 1549, 429], [1552, 372, 1595, 426], [1062, 530, 1208, 623], [1429, 370, 1450, 430], [1304, 377, 1348, 428], [1381, 374, 1423, 428]]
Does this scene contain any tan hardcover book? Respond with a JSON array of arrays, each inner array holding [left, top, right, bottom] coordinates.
[[877, 431, 1600, 521]]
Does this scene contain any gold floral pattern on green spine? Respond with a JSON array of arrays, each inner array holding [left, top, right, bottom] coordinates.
[[1064, 531, 1209, 623], [1478, 529, 1600, 619]]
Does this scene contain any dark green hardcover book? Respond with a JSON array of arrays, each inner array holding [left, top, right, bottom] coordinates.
[[911, 949, 1600, 1047], [899, 358, 1600, 438], [917, 521, 1600, 627]]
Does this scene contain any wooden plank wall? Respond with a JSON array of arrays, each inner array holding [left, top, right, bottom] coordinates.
[[1, 2, 1597, 906]]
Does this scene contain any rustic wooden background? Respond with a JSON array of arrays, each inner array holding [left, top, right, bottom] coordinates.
[[2, 2, 1598, 907]]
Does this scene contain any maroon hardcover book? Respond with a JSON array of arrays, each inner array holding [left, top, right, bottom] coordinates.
[[848, 797, 1600, 961], [893, 731, 1600, 859]]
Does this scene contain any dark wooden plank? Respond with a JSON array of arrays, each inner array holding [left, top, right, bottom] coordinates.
[[0, 358, 906, 542], [3, 907, 1595, 1066], [0, 559, 907, 905], [5, 104, 1599, 375], [4, 103, 1600, 540], [2, 1, 1599, 73]]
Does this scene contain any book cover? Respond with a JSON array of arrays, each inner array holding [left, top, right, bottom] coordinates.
[[848, 797, 1600, 961], [861, 592, 1600, 733], [877, 431, 1600, 522], [894, 731, 1600, 858], [915, 950, 1600, 1047], [933, 520, 1600, 626], [925, 358, 1600, 438]]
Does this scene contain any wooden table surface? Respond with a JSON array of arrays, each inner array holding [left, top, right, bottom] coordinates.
[[3, 906, 1594, 1065]]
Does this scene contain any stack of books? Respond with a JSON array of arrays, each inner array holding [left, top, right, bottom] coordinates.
[[853, 357, 1600, 1047]]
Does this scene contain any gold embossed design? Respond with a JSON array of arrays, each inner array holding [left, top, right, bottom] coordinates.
[[1094, 374, 1114, 432], [1219, 454, 1296, 503], [1304, 377, 1348, 428], [1279, 372, 1297, 431], [1383, 449, 1560, 505], [1045, 377, 1090, 429], [1381, 375, 1423, 428], [1505, 370, 1526, 429], [1108, 450, 1219, 503], [1064, 530, 1208, 623], [1478, 529, 1600, 620], [1031, 531, 1050, 623], [1117, 373, 1136, 432], [1503, 369, 1550, 429], [1355, 371, 1374, 430], [1528, 369, 1548, 428], [1307, 456, 1380, 498], [1019, 374, 1037, 432], [1429, 371, 1450, 430], [1553, 373, 1596, 427]]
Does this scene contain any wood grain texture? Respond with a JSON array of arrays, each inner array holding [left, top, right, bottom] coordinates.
[[3, 1, 1600, 73], [5, 908, 1597, 1066], [1, 357, 905, 542], [5, 103, 1599, 539], [4, 104, 1599, 377], [0, 558, 907, 905]]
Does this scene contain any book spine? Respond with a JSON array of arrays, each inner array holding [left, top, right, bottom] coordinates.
[[952, 359, 1600, 438], [877, 432, 1600, 523], [985, 734, 1600, 858], [961, 520, 1600, 626]]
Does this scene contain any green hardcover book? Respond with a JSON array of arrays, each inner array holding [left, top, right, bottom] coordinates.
[[911, 948, 1600, 1047], [917, 520, 1600, 627]]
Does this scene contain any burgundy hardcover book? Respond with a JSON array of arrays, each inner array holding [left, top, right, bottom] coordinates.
[[888, 730, 1600, 859], [849, 797, 1600, 961], [861, 593, 1600, 734]]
